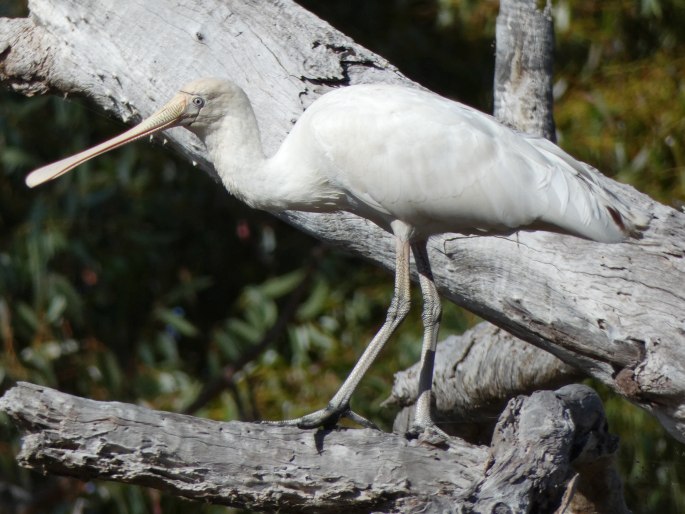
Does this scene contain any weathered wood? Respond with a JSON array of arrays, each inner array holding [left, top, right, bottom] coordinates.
[[388, 324, 582, 443], [467, 385, 629, 514], [391, 1, 579, 446], [0, 382, 624, 512], [553, 385, 630, 514], [1, 0, 683, 442], [494, 0, 556, 140], [2, 0, 679, 443]]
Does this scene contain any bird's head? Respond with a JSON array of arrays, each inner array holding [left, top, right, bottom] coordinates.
[[25, 77, 241, 188], [171, 78, 248, 129]]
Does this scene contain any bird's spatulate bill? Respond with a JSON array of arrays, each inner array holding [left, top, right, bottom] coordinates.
[[25, 97, 187, 188]]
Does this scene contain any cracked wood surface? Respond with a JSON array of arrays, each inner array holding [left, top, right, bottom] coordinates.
[[1, 0, 684, 444], [387, 323, 582, 443], [0, 382, 627, 512], [494, 0, 556, 141]]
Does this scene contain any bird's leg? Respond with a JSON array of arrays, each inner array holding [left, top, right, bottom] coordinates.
[[407, 242, 448, 440], [266, 237, 411, 430]]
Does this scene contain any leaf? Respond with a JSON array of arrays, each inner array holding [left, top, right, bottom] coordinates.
[[225, 318, 261, 345], [154, 307, 199, 338], [244, 297, 277, 331], [45, 294, 67, 323], [156, 332, 181, 364], [214, 330, 241, 361], [256, 270, 305, 299], [297, 278, 329, 320], [15, 302, 38, 332]]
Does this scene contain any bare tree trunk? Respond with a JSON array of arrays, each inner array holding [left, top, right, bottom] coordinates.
[[494, 0, 557, 140]]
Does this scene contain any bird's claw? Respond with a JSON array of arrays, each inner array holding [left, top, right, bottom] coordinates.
[[263, 404, 380, 431], [406, 421, 451, 447]]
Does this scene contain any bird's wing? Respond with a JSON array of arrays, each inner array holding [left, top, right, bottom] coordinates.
[[302, 84, 645, 241], [303, 85, 549, 233], [517, 134, 648, 240]]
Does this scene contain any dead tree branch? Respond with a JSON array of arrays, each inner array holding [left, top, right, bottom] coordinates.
[[0, 382, 626, 512], [1, 0, 683, 441]]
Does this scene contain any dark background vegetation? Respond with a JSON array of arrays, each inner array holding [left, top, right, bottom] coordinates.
[[1, 0, 684, 512]]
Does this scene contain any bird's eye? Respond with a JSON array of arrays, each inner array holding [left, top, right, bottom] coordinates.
[[192, 97, 205, 108]]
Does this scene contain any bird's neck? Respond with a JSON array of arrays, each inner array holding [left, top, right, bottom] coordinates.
[[195, 101, 345, 213], [196, 107, 274, 208]]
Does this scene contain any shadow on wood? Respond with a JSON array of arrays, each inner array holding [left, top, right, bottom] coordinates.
[[0, 382, 628, 513], [387, 323, 583, 444], [1, 0, 684, 443]]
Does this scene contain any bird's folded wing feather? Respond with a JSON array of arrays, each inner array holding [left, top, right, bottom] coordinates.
[[302, 84, 645, 240]]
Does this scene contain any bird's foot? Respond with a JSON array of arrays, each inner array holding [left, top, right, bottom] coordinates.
[[263, 403, 380, 431], [406, 421, 451, 447]]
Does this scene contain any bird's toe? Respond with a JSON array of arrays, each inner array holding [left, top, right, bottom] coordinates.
[[263, 404, 379, 430], [406, 421, 451, 446]]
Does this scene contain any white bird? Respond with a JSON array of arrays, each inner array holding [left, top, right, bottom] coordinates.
[[25, 78, 644, 436]]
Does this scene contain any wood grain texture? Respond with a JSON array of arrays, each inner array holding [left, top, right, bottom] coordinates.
[[494, 0, 556, 140], [388, 324, 582, 443], [1, 0, 683, 443], [0, 382, 626, 512]]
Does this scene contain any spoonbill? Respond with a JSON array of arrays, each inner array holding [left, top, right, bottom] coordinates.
[[25, 78, 644, 436]]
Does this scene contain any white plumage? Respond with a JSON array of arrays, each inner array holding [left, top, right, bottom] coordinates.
[[25, 78, 644, 436], [278, 83, 635, 242]]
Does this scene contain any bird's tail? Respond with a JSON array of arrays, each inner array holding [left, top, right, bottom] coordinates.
[[529, 137, 650, 243]]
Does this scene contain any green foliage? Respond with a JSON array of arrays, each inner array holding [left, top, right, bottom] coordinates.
[[594, 381, 685, 510], [0, 86, 467, 511], [1, 0, 684, 512], [552, 0, 685, 204]]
